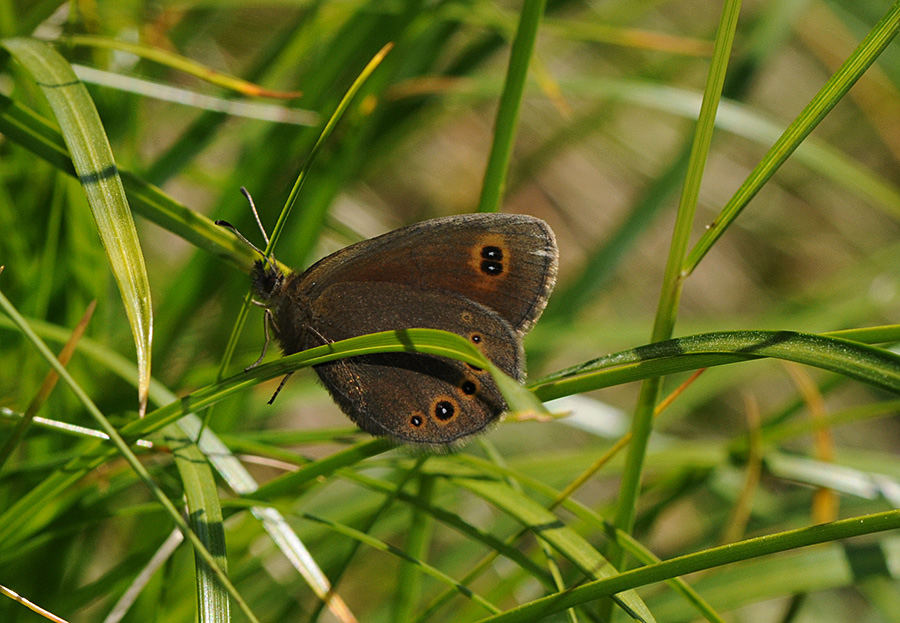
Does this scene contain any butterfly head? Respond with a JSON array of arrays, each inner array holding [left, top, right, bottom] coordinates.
[[250, 258, 284, 303]]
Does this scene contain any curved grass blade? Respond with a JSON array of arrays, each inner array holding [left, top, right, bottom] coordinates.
[[169, 431, 230, 623], [138, 328, 545, 437], [213, 42, 394, 436], [2, 37, 153, 417], [531, 330, 900, 402], [269, 42, 393, 257], [176, 415, 363, 623], [56, 34, 305, 99], [0, 305, 354, 620]]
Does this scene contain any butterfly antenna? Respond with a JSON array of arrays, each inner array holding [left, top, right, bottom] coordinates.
[[215, 188, 278, 274], [240, 186, 271, 247]]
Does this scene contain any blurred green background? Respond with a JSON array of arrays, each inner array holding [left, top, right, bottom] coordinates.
[[1, 1, 900, 622]]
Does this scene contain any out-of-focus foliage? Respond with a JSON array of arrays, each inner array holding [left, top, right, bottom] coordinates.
[[1, 1, 899, 622]]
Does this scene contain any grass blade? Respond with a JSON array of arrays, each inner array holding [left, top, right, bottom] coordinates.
[[0, 288, 257, 623], [477, 0, 547, 213], [683, 1, 900, 273], [470, 510, 900, 623], [614, 0, 743, 586], [2, 37, 153, 417], [532, 330, 900, 401]]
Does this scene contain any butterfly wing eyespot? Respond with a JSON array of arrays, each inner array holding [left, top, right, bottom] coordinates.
[[432, 398, 457, 421]]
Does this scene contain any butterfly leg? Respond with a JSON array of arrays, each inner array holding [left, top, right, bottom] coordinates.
[[267, 371, 294, 404], [246, 307, 276, 371]]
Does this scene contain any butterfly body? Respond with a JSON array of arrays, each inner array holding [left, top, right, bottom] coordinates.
[[251, 213, 557, 447]]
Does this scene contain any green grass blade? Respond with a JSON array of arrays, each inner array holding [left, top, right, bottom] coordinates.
[[394, 473, 435, 622], [0, 91, 263, 271], [1, 37, 153, 417], [614, 0, 743, 583], [683, 1, 900, 274], [477, 0, 546, 213], [470, 510, 900, 623], [174, 416, 362, 623], [0, 289, 257, 623], [169, 430, 230, 623], [452, 454, 727, 623], [455, 475, 655, 622], [214, 43, 394, 429], [268, 42, 394, 257], [0, 90, 74, 173], [0, 311, 349, 622], [531, 330, 900, 401], [135, 329, 547, 437]]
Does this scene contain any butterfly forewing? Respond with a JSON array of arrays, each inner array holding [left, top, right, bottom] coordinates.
[[297, 213, 557, 335]]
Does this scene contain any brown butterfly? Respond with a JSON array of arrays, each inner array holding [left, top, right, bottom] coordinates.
[[220, 192, 557, 447]]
